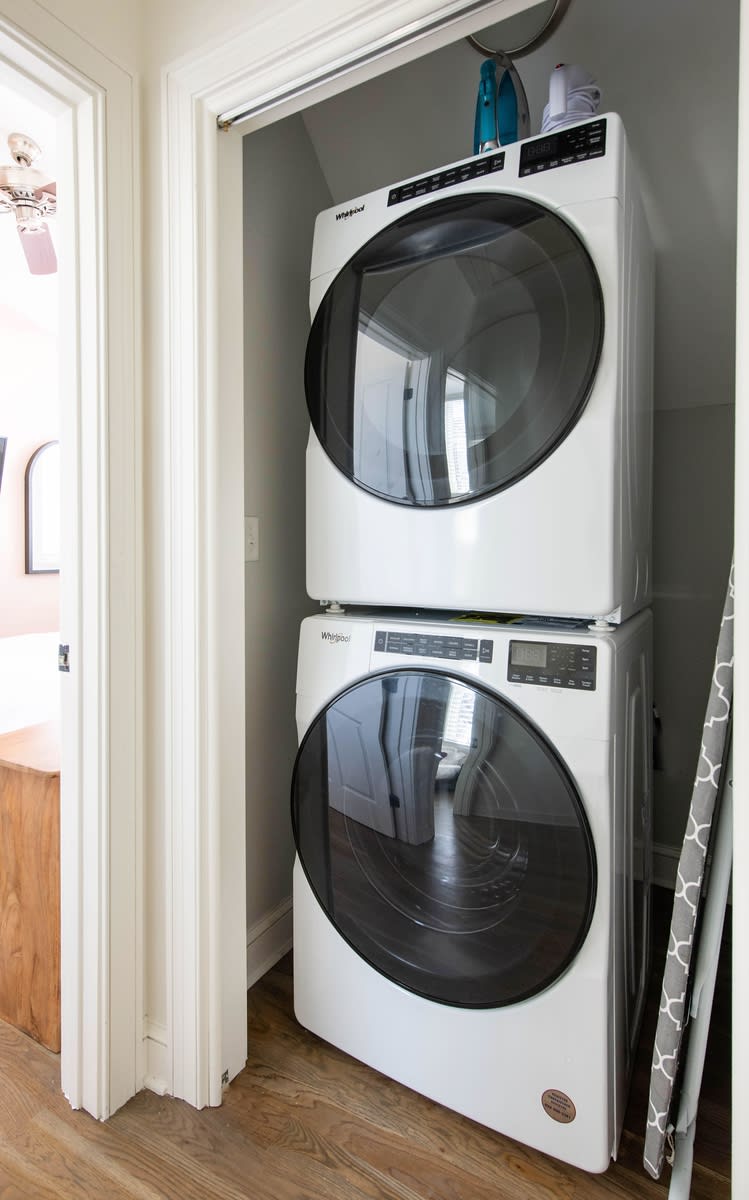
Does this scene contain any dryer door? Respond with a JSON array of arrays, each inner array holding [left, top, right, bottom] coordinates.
[[305, 192, 603, 507], [292, 669, 596, 1008]]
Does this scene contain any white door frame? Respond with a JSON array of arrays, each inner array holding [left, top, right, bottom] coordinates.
[[0, 2, 141, 1119]]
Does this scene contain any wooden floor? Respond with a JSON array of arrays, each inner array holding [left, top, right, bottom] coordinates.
[[0, 887, 730, 1199]]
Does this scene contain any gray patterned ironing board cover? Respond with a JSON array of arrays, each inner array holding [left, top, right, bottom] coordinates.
[[643, 562, 734, 1178]]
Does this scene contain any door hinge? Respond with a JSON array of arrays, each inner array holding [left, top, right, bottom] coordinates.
[[58, 643, 70, 673]]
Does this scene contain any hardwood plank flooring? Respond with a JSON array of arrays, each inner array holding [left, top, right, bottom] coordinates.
[[0, 887, 730, 1198], [0, 722, 61, 1052]]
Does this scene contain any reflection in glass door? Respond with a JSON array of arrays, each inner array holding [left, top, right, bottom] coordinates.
[[306, 193, 603, 507], [293, 669, 596, 1008]]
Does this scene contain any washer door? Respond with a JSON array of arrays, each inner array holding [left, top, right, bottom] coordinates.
[[305, 193, 603, 507], [292, 669, 596, 1008]]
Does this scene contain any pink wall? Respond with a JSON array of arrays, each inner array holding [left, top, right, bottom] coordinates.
[[0, 303, 59, 637]]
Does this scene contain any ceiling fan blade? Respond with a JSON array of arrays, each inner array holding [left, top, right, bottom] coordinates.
[[34, 180, 56, 200], [18, 223, 57, 275]]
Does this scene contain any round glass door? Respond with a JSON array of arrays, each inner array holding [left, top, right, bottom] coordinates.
[[305, 192, 603, 507], [291, 670, 596, 1008]]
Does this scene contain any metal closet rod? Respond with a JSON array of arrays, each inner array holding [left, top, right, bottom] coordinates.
[[216, 0, 571, 130], [466, 0, 572, 59], [217, 0, 508, 130]]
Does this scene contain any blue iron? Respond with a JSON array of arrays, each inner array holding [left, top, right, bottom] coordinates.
[[497, 66, 518, 145], [473, 54, 529, 154], [473, 59, 499, 154]]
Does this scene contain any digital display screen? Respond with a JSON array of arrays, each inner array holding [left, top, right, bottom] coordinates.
[[524, 137, 557, 163], [511, 642, 547, 668]]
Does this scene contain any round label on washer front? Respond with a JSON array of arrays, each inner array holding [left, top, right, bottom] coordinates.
[[541, 1089, 577, 1123]]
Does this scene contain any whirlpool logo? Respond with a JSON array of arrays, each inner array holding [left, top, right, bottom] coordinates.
[[335, 204, 364, 222], [321, 631, 351, 645]]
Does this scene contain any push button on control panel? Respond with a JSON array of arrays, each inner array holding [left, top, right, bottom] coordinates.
[[479, 640, 494, 663]]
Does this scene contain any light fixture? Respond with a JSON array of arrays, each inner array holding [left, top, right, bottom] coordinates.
[[0, 132, 57, 275]]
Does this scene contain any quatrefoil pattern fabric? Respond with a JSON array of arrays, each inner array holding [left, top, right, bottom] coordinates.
[[643, 561, 734, 1179]]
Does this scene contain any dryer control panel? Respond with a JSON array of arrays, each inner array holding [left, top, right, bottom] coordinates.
[[374, 629, 494, 663], [519, 118, 607, 177], [387, 153, 505, 206], [508, 641, 597, 690]]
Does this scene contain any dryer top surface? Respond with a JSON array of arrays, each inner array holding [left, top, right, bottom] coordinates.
[[310, 113, 629, 281]]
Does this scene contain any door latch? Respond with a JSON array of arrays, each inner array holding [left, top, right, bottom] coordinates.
[[58, 643, 70, 673]]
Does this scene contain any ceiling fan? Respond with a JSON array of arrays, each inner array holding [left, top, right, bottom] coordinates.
[[0, 131, 57, 275]]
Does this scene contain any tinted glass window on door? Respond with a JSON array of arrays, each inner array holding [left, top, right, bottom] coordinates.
[[292, 670, 596, 1008], [305, 193, 603, 507]]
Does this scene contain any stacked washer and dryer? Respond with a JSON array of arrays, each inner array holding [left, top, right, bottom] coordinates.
[[290, 113, 654, 1174]]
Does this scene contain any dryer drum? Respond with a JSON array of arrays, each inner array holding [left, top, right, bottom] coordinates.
[[305, 192, 604, 508], [291, 668, 597, 1008]]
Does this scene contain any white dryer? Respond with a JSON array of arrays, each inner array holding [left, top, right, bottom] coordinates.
[[291, 608, 653, 1173], [305, 114, 653, 623]]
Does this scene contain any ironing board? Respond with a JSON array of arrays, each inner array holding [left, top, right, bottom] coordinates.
[[643, 561, 734, 1187]]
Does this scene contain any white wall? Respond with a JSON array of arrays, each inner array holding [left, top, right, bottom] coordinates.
[[0, 305, 59, 637], [0, 632, 59, 732], [299, 0, 739, 859], [0, 73, 60, 640], [34, 0, 141, 71], [242, 116, 331, 979]]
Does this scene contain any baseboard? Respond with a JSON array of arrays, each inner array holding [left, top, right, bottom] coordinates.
[[652, 840, 733, 905], [247, 896, 293, 990], [652, 841, 680, 891], [143, 1019, 170, 1096]]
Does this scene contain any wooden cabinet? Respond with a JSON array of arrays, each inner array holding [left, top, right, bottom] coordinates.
[[0, 722, 60, 1052]]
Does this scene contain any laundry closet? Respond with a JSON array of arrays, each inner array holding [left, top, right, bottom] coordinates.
[[239, 0, 736, 1175], [241, 0, 736, 952]]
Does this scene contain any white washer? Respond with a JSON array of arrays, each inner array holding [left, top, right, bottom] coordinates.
[[305, 114, 653, 623], [291, 609, 653, 1173]]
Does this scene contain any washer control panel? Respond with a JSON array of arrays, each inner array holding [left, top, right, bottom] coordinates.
[[519, 118, 607, 177], [374, 630, 494, 663], [507, 641, 597, 690], [387, 153, 505, 207]]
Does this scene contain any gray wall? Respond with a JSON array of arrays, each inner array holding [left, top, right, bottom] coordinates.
[[300, 0, 738, 858], [243, 117, 331, 926]]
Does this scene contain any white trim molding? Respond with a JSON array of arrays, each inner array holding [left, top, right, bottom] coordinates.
[[652, 842, 680, 893], [161, 65, 225, 1113], [143, 1020, 171, 1098], [247, 899, 293, 991], [0, 2, 142, 1119]]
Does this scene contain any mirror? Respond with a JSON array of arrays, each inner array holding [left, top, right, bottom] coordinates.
[[25, 440, 60, 574]]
